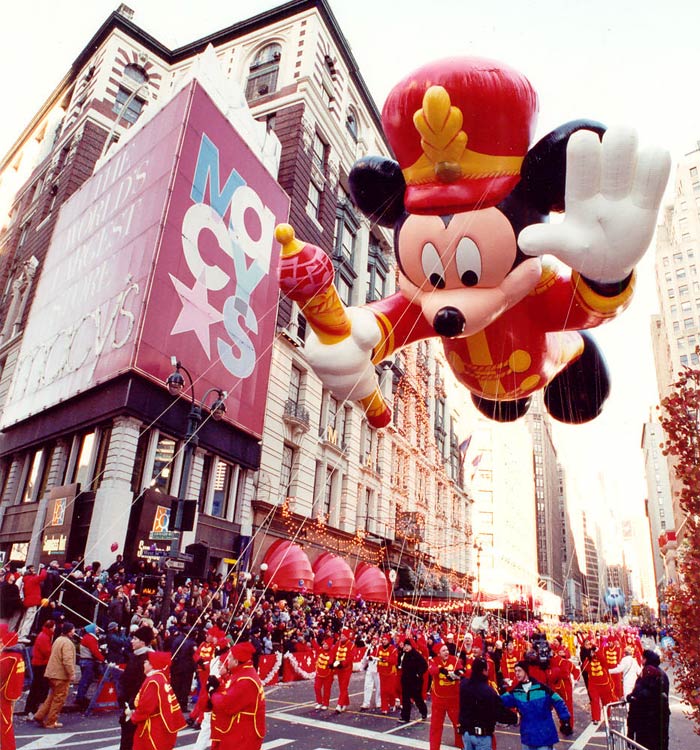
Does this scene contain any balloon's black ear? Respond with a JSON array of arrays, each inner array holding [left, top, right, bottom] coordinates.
[[348, 156, 406, 227], [516, 119, 606, 214]]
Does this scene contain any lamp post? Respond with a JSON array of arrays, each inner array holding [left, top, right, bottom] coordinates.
[[159, 357, 226, 626], [473, 539, 483, 615]]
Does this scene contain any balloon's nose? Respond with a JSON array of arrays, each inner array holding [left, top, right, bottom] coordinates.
[[433, 307, 466, 338]]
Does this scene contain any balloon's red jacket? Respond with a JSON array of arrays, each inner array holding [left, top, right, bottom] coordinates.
[[130, 669, 186, 750], [211, 663, 266, 750], [368, 262, 634, 403]]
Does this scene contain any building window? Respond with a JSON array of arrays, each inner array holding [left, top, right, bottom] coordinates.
[[289, 364, 302, 404], [366, 238, 388, 302], [198, 455, 212, 513], [113, 86, 144, 124], [684, 317, 695, 330], [210, 459, 234, 518], [71, 432, 97, 489], [346, 108, 359, 142], [334, 193, 359, 306], [312, 132, 327, 171], [150, 435, 177, 494], [124, 63, 148, 86], [21, 448, 51, 503], [307, 181, 321, 220], [245, 43, 281, 101], [280, 445, 295, 499], [323, 467, 334, 519]]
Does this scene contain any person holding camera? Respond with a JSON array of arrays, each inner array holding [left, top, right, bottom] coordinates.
[[500, 661, 573, 749], [459, 656, 517, 749]]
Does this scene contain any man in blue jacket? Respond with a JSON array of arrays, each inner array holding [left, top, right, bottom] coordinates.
[[500, 660, 573, 749]]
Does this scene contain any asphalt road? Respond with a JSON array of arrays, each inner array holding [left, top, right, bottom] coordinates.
[[12, 669, 695, 750]]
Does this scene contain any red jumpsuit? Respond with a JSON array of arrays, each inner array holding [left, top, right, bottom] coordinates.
[[582, 654, 617, 722], [331, 641, 353, 709], [377, 644, 399, 712], [0, 649, 24, 750], [211, 664, 266, 750], [553, 652, 580, 728], [603, 640, 623, 699], [131, 670, 186, 750], [191, 640, 216, 721], [313, 647, 333, 708], [428, 655, 464, 750], [500, 649, 520, 686]]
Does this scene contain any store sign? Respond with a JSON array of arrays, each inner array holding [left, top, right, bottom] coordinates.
[[1, 80, 289, 437], [41, 484, 79, 561], [135, 489, 175, 560]]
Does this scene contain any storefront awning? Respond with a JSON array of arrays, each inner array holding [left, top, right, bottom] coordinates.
[[312, 552, 355, 598], [355, 563, 391, 604], [262, 540, 314, 592]]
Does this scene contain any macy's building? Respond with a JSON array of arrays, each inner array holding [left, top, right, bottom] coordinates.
[[0, 1, 472, 589]]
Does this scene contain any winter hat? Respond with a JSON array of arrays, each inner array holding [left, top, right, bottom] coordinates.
[[230, 642, 256, 663], [133, 625, 155, 645], [85, 623, 97, 635], [515, 660, 530, 675], [107, 622, 119, 632], [148, 651, 172, 674]]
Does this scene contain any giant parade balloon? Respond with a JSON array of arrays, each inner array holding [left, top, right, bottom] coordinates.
[[277, 57, 670, 427]]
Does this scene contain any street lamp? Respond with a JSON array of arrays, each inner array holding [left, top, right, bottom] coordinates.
[[159, 357, 227, 626]]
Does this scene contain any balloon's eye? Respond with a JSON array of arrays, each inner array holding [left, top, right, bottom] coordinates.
[[421, 243, 446, 289], [455, 237, 482, 287]]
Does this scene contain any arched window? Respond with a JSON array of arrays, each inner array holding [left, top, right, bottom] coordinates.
[[245, 43, 282, 102], [124, 63, 148, 86], [113, 64, 149, 124], [346, 107, 359, 142]]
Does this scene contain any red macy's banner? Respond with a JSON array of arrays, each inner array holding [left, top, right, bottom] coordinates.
[[1, 81, 289, 438]]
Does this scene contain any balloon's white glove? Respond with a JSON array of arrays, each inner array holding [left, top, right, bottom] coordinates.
[[518, 127, 671, 284], [304, 307, 382, 401]]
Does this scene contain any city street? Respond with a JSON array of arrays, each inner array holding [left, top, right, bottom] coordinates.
[[12, 669, 695, 750]]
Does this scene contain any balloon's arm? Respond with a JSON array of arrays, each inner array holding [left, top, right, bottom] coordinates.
[[276, 223, 391, 428]]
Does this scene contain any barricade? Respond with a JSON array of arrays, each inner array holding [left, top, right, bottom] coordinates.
[[86, 663, 123, 716], [603, 700, 647, 750]]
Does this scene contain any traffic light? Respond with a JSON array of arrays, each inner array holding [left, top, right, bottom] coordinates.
[[167, 499, 197, 531]]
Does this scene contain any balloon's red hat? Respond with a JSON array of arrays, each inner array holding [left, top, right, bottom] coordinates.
[[382, 57, 539, 214]]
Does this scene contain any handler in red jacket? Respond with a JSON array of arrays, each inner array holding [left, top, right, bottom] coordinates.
[[581, 646, 617, 723], [331, 628, 353, 713], [428, 643, 464, 750], [377, 633, 399, 714], [129, 651, 186, 750], [23, 619, 55, 717], [0, 625, 25, 750], [313, 638, 334, 709], [211, 641, 265, 750]]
